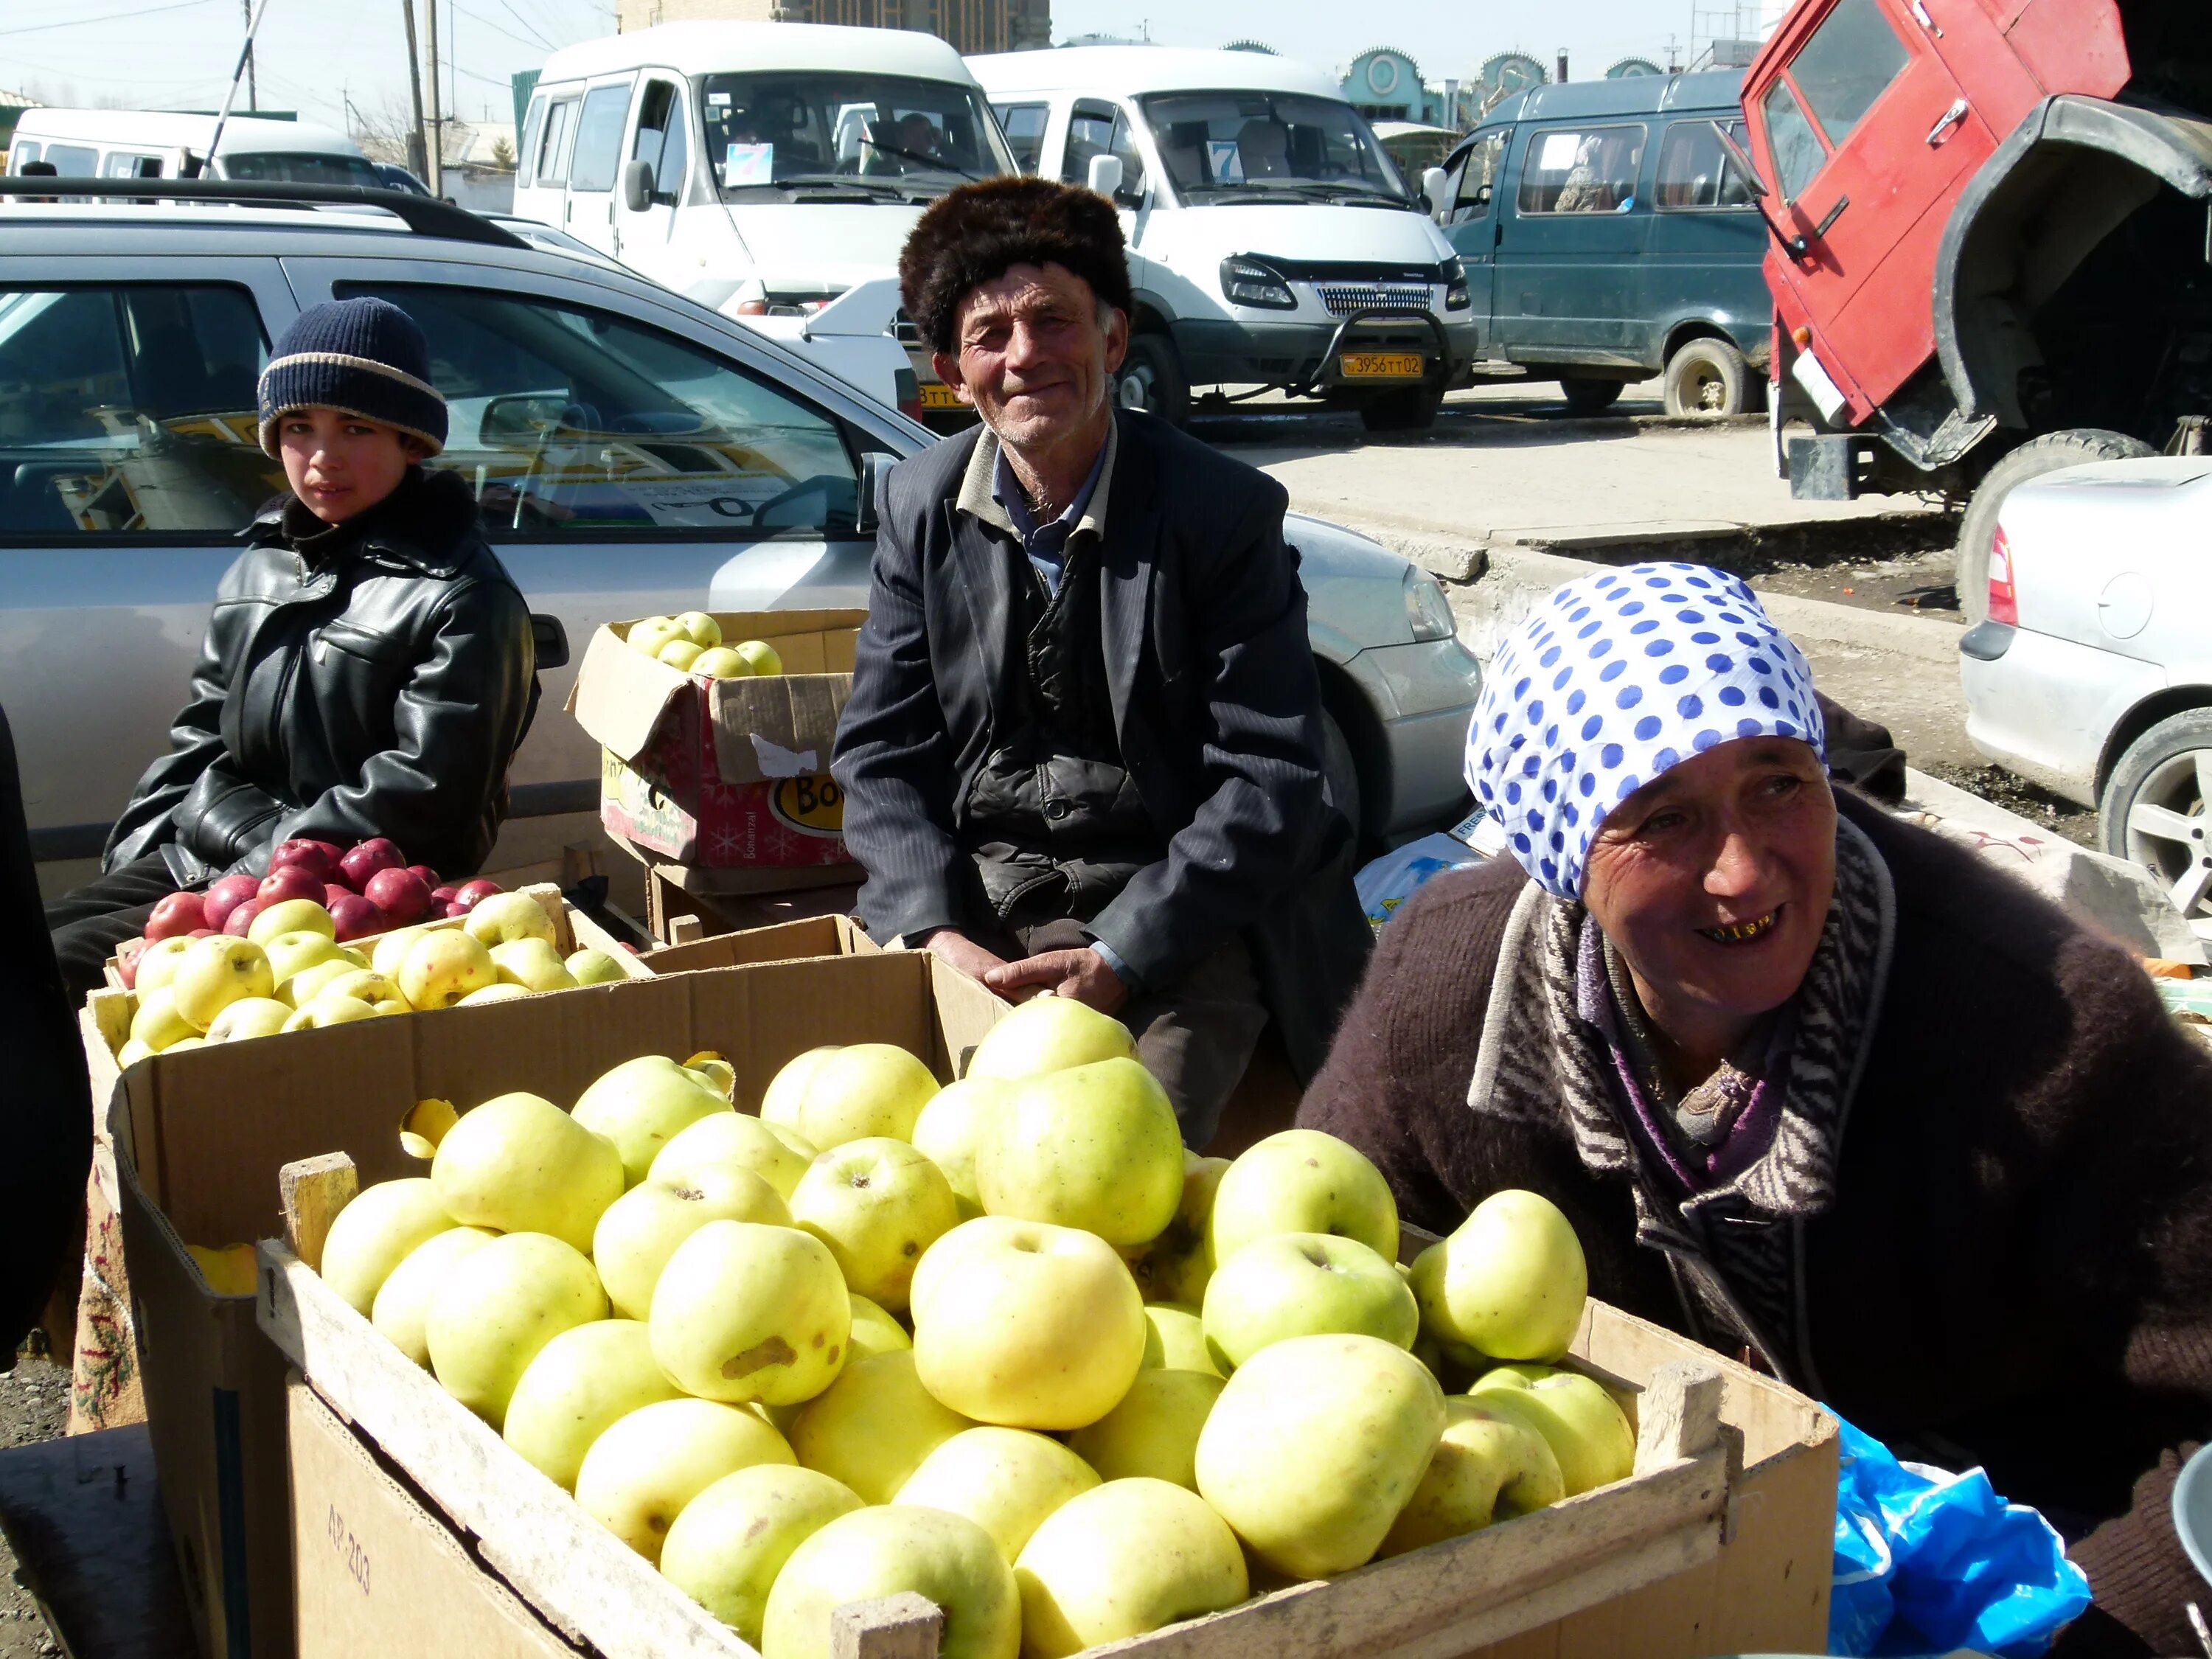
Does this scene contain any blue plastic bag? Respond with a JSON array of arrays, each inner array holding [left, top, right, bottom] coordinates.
[[1354, 808, 1503, 931], [1828, 1414, 2091, 1658]]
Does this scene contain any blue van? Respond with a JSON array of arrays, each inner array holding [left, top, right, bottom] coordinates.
[[1436, 71, 1770, 417]]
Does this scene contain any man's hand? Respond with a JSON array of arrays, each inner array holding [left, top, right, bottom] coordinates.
[[984, 949, 1129, 1016], [922, 928, 1012, 984]]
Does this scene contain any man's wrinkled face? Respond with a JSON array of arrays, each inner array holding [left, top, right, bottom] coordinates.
[[278, 408, 419, 524], [933, 261, 1128, 454]]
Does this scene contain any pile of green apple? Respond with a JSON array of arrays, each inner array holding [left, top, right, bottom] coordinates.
[[118, 891, 629, 1065], [316, 998, 1634, 1659], [627, 611, 785, 680]]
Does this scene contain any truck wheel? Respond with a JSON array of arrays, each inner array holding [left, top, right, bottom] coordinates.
[[1359, 384, 1444, 432], [1559, 377, 1625, 417], [1116, 334, 1189, 426], [1320, 707, 1366, 849], [2100, 708, 2212, 925], [1662, 338, 1750, 417], [1955, 428, 2154, 624]]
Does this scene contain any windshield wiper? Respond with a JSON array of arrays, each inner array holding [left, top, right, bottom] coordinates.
[[858, 140, 984, 183], [765, 174, 911, 201]]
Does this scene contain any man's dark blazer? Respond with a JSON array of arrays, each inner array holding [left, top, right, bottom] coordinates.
[[831, 407, 1371, 1081]]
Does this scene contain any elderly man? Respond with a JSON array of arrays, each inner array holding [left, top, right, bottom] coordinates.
[[831, 177, 1369, 1144]]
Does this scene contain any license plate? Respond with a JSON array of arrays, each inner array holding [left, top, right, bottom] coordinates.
[[1339, 352, 1426, 380], [918, 383, 964, 409]]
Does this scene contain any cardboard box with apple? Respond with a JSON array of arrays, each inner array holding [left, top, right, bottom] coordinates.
[[568, 610, 863, 872]]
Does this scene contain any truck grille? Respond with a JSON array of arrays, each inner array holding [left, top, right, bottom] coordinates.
[[1315, 282, 1433, 316]]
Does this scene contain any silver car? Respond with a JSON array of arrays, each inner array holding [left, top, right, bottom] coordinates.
[[0, 186, 1481, 885], [1958, 456, 2212, 939]]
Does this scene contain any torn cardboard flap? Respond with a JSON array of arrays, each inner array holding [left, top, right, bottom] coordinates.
[[710, 672, 849, 783]]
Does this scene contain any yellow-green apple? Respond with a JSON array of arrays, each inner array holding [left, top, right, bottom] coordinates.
[[658, 639, 705, 672], [1200, 1233, 1419, 1371], [1126, 1155, 1230, 1306], [975, 1057, 1182, 1248], [372, 1225, 499, 1365], [627, 614, 684, 658], [1208, 1130, 1399, 1265], [490, 937, 577, 993], [1192, 1332, 1445, 1577], [575, 1397, 794, 1563], [789, 1349, 975, 1504], [1015, 1478, 1248, 1656], [910, 1077, 1012, 1219], [247, 898, 333, 945], [650, 1110, 813, 1198], [502, 1318, 682, 1490], [277, 955, 357, 1009], [114, 1038, 153, 1068], [204, 996, 293, 1043], [846, 1293, 911, 1360], [262, 929, 342, 987], [894, 1427, 1099, 1561], [731, 639, 783, 677], [909, 1216, 1145, 1430], [566, 947, 629, 986], [674, 610, 722, 648], [128, 987, 198, 1052], [658, 1465, 863, 1647], [319, 1177, 454, 1313], [964, 995, 1134, 1082], [759, 1047, 838, 1133], [650, 1220, 850, 1405], [1067, 1369, 1224, 1489], [280, 992, 391, 1031], [593, 1164, 790, 1320], [1466, 1366, 1634, 1495], [164, 1037, 206, 1051], [459, 983, 532, 1006], [371, 923, 433, 978], [571, 1054, 731, 1187], [170, 936, 275, 1030], [321, 967, 408, 1014], [691, 646, 751, 679], [398, 928, 498, 1009], [425, 1231, 607, 1428], [1138, 1303, 1218, 1375], [1409, 1189, 1587, 1365], [133, 936, 196, 997], [775, 1043, 939, 1149], [1377, 1394, 1565, 1557], [789, 1137, 959, 1312], [761, 1504, 1018, 1659], [431, 1091, 624, 1251], [463, 891, 557, 948]]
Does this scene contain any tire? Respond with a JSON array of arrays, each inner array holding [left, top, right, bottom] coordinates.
[[1115, 333, 1189, 426], [1359, 383, 1444, 432], [1661, 336, 1750, 417], [1319, 707, 1365, 849], [1559, 377, 1625, 417], [1954, 428, 2154, 624], [2100, 708, 2212, 928]]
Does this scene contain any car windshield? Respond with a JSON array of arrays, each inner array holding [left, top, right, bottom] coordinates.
[[1137, 91, 1410, 204], [220, 151, 383, 188], [698, 72, 1013, 201]]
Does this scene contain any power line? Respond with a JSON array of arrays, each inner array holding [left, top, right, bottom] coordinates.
[[451, 1, 543, 52], [488, 0, 552, 49], [0, 0, 219, 38]]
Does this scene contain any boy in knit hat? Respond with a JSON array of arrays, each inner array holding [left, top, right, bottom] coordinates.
[[46, 296, 540, 999]]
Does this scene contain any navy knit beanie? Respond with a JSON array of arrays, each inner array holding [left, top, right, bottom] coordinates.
[[257, 296, 448, 458]]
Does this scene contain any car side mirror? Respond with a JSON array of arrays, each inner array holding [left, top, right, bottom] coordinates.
[[622, 157, 653, 213], [529, 612, 570, 672], [1422, 167, 1449, 219], [855, 451, 896, 536], [1086, 153, 1124, 200], [1707, 120, 1770, 200]]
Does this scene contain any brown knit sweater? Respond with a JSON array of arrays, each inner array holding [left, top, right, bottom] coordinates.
[[1300, 790, 2212, 1656]]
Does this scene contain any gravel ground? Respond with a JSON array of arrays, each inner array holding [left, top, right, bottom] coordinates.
[[0, 1349, 74, 1658], [1922, 759, 2101, 849], [1750, 543, 1966, 621]]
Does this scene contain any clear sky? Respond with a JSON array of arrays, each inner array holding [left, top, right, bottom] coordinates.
[[0, 0, 1774, 133]]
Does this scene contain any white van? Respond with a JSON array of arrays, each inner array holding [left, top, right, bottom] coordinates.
[[515, 22, 1016, 425], [5, 110, 378, 187], [970, 48, 1478, 431]]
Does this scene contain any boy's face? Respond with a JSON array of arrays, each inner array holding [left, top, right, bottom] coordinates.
[[276, 408, 419, 524]]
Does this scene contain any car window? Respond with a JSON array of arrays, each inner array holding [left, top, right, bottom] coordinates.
[[1060, 100, 1116, 185], [1448, 131, 1505, 222], [0, 284, 274, 541], [1790, 0, 1912, 148], [341, 282, 862, 540], [8, 142, 38, 169], [568, 81, 636, 195], [994, 102, 1048, 174], [1517, 124, 1646, 215], [632, 79, 689, 204], [1139, 91, 1405, 202], [518, 98, 546, 188], [43, 144, 97, 178], [535, 97, 580, 187], [1762, 80, 1827, 201], [1655, 119, 1756, 210], [101, 152, 163, 179], [223, 152, 382, 188]]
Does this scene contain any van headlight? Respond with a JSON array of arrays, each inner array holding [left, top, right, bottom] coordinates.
[[1441, 257, 1470, 311], [1403, 568, 1457, 641], [1220, 256, 1295, 310]]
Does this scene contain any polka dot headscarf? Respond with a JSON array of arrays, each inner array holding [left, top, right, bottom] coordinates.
[[1465, 563, 1825, 901]]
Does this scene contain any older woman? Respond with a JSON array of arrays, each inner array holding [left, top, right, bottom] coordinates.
[[1301, 564, 2212, 1657]]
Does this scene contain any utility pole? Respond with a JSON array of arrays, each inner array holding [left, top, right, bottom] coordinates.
[[241, 0, 257, 109], [423, 0, 444, 196], [400, 0, 428, 181]]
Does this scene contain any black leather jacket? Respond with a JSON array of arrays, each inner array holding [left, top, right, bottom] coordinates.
[[104, 467, 539, 884]]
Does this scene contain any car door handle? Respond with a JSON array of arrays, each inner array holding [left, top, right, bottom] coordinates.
[[1926, 99, 1970, 146]]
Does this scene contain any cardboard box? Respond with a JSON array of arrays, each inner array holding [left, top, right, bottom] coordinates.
[[568, 611, 863, 869], [642, 911, 875, 975]]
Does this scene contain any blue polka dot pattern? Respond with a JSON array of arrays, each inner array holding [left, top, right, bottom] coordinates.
[[1464, 563, 1825, 900]]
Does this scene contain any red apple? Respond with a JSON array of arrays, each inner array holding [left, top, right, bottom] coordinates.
[[202, 873, 260, 933], [430, 884, 459, 906], [364, 866, 433, 926], [448, 878, 501, 914], [443, 900, 474, 918], [338, 838, 405, 892], [322, 883, 353, 909], [270, 838, 342, 883], [327, 892, 389, 943], [144, 890, 207, 942], [187, 928, 215, 939], [406, 863, 439, 888], [116, 937, 147, 990], [224, 897, 268, 938], [258, 864, 324, 908]]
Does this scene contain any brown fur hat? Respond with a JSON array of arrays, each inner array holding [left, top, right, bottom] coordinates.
[[899, 177, 1133, 355]]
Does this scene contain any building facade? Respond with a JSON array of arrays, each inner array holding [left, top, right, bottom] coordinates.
[[614, 0, 1049, 52]]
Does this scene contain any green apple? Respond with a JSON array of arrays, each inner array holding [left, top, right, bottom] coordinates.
[[847, 1293, 911, 1360], [789, 1137, 959, 1312], [910, 1077, 1012, 1219], [894, 1427, 1099, 1562], [1378, 1394, 1565, 1557], [262, 929, 342, 987], [659, 1464, 863, 1646], [128, 986, 198, 1052], [731, 639, 783, 677], [490, 937, 577, 993], [593, 1164, 790, 1320], [1410, 1189, 1588, 1365], [1127, 1154, 1230, 1305], [282, 990, 393, 1030], [1208, 1129, 1399, 1266], [1467, 1366, 1635, 1495], [691, 647, 751, 680], [909, 1216, 1145, 1431], [431, 1091, 625, 1251], [964, 995, 1134, 1082], [627, 614, 684, 658], [571, 1054, 731, 1187], [1200, 1232, 1419, 1371], [1193, 1332, 1445, 1578], [650, 1220, 850, 1406], [114, 1038, 153, 1068], [759, 1046, 839, 1134], [974, 1057, 1183, 1248], [1015, 1478, 1248, 1656], [280, 956, 359, 1009], [133, 935, 196, 998], [170, 936, 276, 1031], [459, 984, 532, 1006], [574, 1397, 794, 1563], [247, 897, 334, 945], [1067, 1369, 1224, 1490], [371, 923, 434, 979], [658, 638, 706, 672], [772, 1043, 939, 1150], [502, 1318, 682, 1490], [204, 995, 293, 1043], [1139, 1304, 1219, 1375], [566, 947, 629, 986], [464, 891, 557, 948], [761, 1505, 1019, 1659], [321, 967, 407, 1014], [674, 610, 723, 648], [425, 1231, 607, 1429], [650, 1110, 814, 1198], [789, 1349, 975, 1505], [319, 1177, 454, 1314], [372, 1225, 499, 1366], [398, 928, 498, 1009]]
